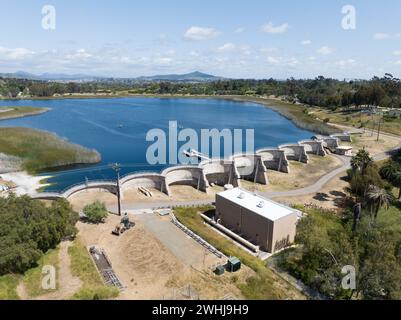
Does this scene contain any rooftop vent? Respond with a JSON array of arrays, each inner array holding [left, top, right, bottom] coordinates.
[[238, 192, 245, 199], [257, 201, 265, 208]]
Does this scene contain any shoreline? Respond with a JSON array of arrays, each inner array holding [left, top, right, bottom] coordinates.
[[0, 171, 52, 196], [0, 107, 51, 121], [0, 94, 337, 135]]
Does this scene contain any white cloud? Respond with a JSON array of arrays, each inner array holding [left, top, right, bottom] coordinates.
[[374, 32, 401, 40], [239, 45, 252, 56], [267, 56, 280, 64], [335, 59, 356, 67], [234, 27, 245, 34], [317, 46, 335, 55], [0, 46, 35, 60], [66, 49, 93, 60], [395, 60, 401, 65], [260, 47, 278, 54], [262, 22, 289, 34], [154, 57, 173, 65], [184, 26, 220, 41], [393, 50, 401, 56], [217, 43, 236, 52], [301, 40, 312, 45]]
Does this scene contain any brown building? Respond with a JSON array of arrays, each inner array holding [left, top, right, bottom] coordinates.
[[215, 188, 299, 253]]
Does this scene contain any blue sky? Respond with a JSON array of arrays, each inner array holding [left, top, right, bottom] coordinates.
[[1, 0, 401, 79]]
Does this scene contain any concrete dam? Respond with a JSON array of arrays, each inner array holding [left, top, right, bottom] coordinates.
[[33, 133, 351, 200]]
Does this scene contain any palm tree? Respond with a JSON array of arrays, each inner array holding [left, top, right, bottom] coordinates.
[[351, 149, 373, 174], [379, 161, 399, 180], [366, 185, 392, 219], [379, 161, 401, 199]]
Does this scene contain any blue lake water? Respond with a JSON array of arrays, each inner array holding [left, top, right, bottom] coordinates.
[[0, 98, 315, 191]]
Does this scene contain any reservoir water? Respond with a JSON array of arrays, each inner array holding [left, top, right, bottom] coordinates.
[[0, 98, 315, 191]]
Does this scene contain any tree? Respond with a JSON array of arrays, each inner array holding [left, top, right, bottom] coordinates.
[[0, 195, 78, 275], [380, 161, 401, 199], [83, 201, 108, 223], [351, 149, 373, 174], [366, 185, 392, 219]]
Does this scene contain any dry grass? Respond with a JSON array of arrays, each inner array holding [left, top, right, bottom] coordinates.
[[242, 155, 343, 192]]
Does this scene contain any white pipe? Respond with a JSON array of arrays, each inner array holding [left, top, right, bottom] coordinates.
[[200, 213, 260, 253]]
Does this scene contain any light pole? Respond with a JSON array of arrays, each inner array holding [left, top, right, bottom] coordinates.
[[110, 163, 122, 216], [376, 113, 383, 142]]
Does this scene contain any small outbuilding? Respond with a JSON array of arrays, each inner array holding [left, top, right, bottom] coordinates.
[[215, 188, 299, 253], [227, 257, 241, 273], [336, 146, 353, 156]]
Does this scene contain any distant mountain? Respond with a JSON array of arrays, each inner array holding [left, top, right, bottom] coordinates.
[[0, 71, 99, 81], [135, 71, 223, 82], [0, 70, 224, 83]]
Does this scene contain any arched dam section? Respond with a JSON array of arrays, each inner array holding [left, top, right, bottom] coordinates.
[[32, 133, 351, 200]]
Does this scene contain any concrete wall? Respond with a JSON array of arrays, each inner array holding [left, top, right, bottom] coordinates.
[[278, 144, 309, 163], [162, 166, 208, 195], [120, 173, 167, 195], [256, 148, 290, 173], [299, 140, 326, 156], [199, 159, 239, 189], [331, 133, 352, 143], [231, 154, 268, 185], [63, 182, 118, 199], [34, 131, 350, 199], [271, 213, 298, 253]]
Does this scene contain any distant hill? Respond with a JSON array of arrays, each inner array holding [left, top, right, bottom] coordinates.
[[136, 71, 224, 82], [0, 71, 224, 83], [0, 71, 99, 82]]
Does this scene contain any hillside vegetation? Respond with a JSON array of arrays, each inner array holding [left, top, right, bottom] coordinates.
[[0, 127, 101, 173]]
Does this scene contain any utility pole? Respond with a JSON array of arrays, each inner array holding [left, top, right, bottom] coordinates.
[[110, 163, 122, 216], [376, 113, 382, 142]]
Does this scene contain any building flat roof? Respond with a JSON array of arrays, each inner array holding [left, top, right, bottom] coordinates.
[[217, 187, 297, 221]]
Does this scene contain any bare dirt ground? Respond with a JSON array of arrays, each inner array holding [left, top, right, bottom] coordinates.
[[76, 214, 249, 300], [68, 189, 117, 212], [68, 185, 219, 213], [241, 155, 344, 193], [273, 172, 350, 210], [347, 132, 400, 156]]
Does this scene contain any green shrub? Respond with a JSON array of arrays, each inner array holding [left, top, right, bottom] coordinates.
[[83, 201, 108, 224]]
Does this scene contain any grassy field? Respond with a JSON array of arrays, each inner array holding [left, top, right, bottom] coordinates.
[[21, 247, 59, 298], [0, 127, 101, 173], [173, 206, 304, 300], [313, 107, 401, 136], [377, 204, 401, 234], [68, 238, 119, 300], [0, 274, 20, 300], [0, 106, 49, 120]]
